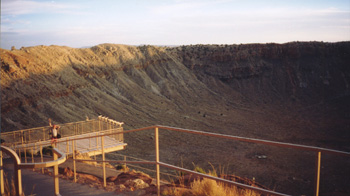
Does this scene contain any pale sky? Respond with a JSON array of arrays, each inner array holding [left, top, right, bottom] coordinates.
[[1, 0, 349, 49]]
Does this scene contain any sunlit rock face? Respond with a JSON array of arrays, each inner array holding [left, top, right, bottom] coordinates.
[[1, 42, 349, 132], [1, 42, 349, 195]]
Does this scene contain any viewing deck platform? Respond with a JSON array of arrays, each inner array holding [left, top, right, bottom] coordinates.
[[1, 116, 127, 157]]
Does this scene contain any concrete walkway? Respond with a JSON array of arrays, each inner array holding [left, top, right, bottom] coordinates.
[[3, 159, 121, 196], [21, 169, 119, 196]]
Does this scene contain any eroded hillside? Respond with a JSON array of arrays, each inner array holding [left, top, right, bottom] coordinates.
[[1, 42, 350, 195], [2, 42, 349, 141]]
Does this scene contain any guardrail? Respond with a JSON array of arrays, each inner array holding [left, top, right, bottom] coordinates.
[[152, 125, 350, 196], [0, 144, 66, 196], [53, 125, 349, 196], [2, 124, 349, 196], [122, 125, 349, 196], [1, 116, 123, 146]]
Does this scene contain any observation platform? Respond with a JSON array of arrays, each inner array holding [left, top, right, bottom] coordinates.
[[1, 116, 127, 157]]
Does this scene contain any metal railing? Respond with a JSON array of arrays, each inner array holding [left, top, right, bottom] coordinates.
[[0, 145, 66, 196], [2, 124, 349, 196], [1, 116, 124, 147], [120, 125, 349, 196], [47, 125, 349, 196]]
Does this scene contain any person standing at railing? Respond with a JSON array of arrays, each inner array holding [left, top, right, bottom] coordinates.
[[49, 118, 61, 142]]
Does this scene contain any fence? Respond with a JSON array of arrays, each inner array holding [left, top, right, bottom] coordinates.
[[42, 125, 350, 196], [2, 116, 124, 153], [2, 124, 350, 196], [1, 145, 66, 196], [1, 116, 123, 147]]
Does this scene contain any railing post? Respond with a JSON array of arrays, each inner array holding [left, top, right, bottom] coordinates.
[[155, 127, 160, 196], [66, 138, 69, 156], [72, 140, 77, 182], [31, 147, 35, 171], [1, 146, 23, 196], [21, 131, 23, 144], [0, 150, 4, 195], [124, 155, 127, 170], [101, 135, 106, 187], [40, 144, 44, 173], [24, 147, 27, 163], [14, 159, 23, 196], [315, 151, 321, 196], [52, 143, 60, 196]]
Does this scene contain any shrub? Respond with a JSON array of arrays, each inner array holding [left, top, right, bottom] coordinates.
[[191, 178, 261, 196]]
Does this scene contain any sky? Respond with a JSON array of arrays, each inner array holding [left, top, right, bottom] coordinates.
[[1, 0, 349, 49]]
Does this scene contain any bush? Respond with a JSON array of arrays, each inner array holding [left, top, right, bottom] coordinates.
[[191, 178, 261, 196]]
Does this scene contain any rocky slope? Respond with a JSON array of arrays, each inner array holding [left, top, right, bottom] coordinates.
[[1, 42, 350, 195]]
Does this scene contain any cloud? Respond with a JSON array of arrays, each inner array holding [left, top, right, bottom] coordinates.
[[1, 0, 77, 15], [149, 0, 233, 16]]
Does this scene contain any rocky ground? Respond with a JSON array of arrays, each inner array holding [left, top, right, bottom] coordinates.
[[1, 42, 350, 195]]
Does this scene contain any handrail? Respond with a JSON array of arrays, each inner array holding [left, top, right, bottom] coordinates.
[[9, 127, 123, 149], [155, 125, 350, 156], [122, 125, 350, 196], [19, 148, 66, 169], [0, 119, 96, 135], [72, 158, 290, 196], [1, 146, 21, 165], [2, 116, 123, 136], [1, 145, 67, 196], [3, 124, 349, 196], [158, 161, 290, 196]]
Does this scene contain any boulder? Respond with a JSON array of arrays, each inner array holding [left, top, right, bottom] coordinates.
[[115, 171, 153, 185], [125, 179, 149, 189]]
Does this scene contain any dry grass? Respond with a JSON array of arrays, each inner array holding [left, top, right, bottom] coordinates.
[[191, 164, 261, 196], [167, 164, 263, 196], [191, 178, 261, 196]]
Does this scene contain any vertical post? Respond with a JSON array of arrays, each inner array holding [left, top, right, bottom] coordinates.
[[99, 119, 101, 132], [155, 127, 160, 196], [124, 155, 127, 170], [21, 131, 24, 144], [0, 150, 4, 195], [24, 147, 27, 163], [52, 143, 60, 196], [96, 132, 99, 150], [14, 162, 23, 196], [40, 144, 44, 173], [31, 147, 35, 171], [72, 140, 77, 182], [89, 137, 91, 150], [101, 136, 106, 187], [66, 138, 69, 155], [315, 151, 321, 196], [43, 128, 45, 141]]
